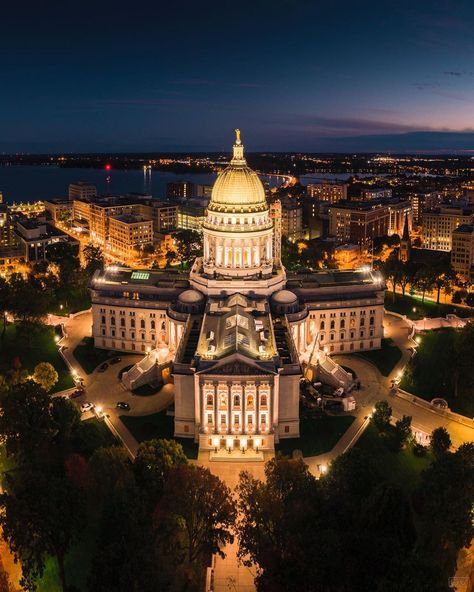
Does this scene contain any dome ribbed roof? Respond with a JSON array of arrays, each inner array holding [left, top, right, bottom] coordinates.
[[209, 130, 267, 209], [271, 290, 298, 304]]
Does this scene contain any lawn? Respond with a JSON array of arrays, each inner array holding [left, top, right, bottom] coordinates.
[[72, 336, 117, 374], [119, 411, 199, 459], [384, 291, 473, 320], [354, 423, 432, 496], [400, 328, 474, 417], [49, 289, 91, 317], [276, 414, 355, 458], [353, 337, 402, 376], [0, 323, 74, 392]]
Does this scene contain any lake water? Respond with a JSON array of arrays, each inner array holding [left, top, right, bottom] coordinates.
[[0, 166, 217, 203], [0, 165, 286, 203]]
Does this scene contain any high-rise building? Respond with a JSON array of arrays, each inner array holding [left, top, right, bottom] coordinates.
[[177, 201, 207, 232], [306, 182, 347, 203], [328, 201, 390, 247], [68, 182, 97, 201], [166, 181, 194, 200], [280, 198, 303, 241], [410, 191, 442, 225], [451, 225, 474, 280], [422, 206, 474, 251]]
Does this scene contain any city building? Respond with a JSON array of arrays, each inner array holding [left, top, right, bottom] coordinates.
[[280, 197, 303, 241], [148, 201, 178, 234], [0, 205, 17, 248], [451, 224, 474, 280], [387, 200, 412, 236], [359, 187, 392, 201], [195, 184, 213, 199], [90, 131, 385, 455], [44, 199, 73, 223], [166, 181, 195, 200], [108, 214, 154, 261], [177, 200, 207, 232], [410, 191, 442, 225], [328, 201, 390, 247], [68, 182, 97, 201], [306, 182, 347, 203], [422, 206, 474, 252], [16, 219, 79, 262], [399, 215, 411, 263]]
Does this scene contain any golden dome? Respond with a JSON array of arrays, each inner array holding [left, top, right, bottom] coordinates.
[[209, 130, 267, 211]]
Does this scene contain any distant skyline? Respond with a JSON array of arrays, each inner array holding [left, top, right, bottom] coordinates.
[[2, 0, 474, 153]]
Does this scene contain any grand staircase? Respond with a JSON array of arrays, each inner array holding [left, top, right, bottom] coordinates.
[[315, 351, 354, 390], [121, 346, 173, 391]]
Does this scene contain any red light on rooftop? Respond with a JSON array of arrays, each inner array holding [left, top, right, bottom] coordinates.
[[105, 164, 112, 171]]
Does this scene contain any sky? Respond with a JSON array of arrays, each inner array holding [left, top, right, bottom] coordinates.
[[2, 0, 474, 153]]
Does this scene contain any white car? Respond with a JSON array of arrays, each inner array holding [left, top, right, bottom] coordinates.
[[80, 402, 94, 413]]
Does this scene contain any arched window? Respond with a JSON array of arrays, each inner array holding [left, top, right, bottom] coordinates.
[[151, 320, 155, 330], [330, 320, 335, 330], [161, 321, 166, 331], [101, 315, 105, 324], [120, 318, 125, 327], [233, 395, 240, 407], [140, 319, 145, 329], [206, 394, 213, 407], [131, 319, 135, 328], [111, 317, 115, 326], [261, 394, 268, 407], [369, 316, 374, 326], [360, 317, 365, 327], [340, 319, 345, 329], [320, 320, 325, 330]]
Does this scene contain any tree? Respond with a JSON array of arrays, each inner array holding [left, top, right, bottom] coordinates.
[[87, 446, 134, 504], [414, 265, 435, 303], [418, 444, 474, 578], [0, 380, 53, 464], [430, 427, 452, 458], [157, 465, 236, 568], [432, 260, 456, 305], [173, 230, 202, 268], [0, 276, 10, 340], [32, 362, 58, 392], [8, 274, 53, 327], [134, 438, 187, 500], [394, 415, 412, 449], [236, 457, 320, 591], [50, 397, 81, 450], [383, 256, 403, 302], [46, 242, 80, 286], [82, 243, 104, 276], [0, 470, 84, 592], [372, 400, 392, 432]]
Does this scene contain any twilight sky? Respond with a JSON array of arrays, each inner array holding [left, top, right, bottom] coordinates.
[[2, 0, 474, 153]]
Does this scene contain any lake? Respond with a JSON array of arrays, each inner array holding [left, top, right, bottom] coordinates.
[[0, 165, 286, 203]]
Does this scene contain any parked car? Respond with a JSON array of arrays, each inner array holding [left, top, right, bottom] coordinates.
[[69, 389, 84, 399], [116, 401, 130, 411], [81, 402, 94, 413], [98, 362, 108, 373], [110, 357, 122, 365]]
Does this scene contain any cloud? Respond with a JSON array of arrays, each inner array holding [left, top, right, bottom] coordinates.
[[268, 115, 428, 138], [170, 78, 265, 89], [412, 82, 441, 90], [443, 70, 473, 77]]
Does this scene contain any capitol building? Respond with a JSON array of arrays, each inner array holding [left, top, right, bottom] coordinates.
[[90, 131, 385, 454]]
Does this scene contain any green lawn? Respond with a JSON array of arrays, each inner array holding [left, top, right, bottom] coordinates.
[[354, 423, 432, 496], [0, 323, 74, 392], [353, 338, 402, 376], [400, 328, 474, 417], [276, 414, 355, 458], [385, 291, 473, 320], [120, 411, 199, 459], [72, 336, 116, 374]]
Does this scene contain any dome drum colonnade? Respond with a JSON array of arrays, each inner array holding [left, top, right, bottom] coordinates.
[[201, 129, 275, 279]]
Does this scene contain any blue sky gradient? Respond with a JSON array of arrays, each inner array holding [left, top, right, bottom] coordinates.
[[1, 0, 474, 152]]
